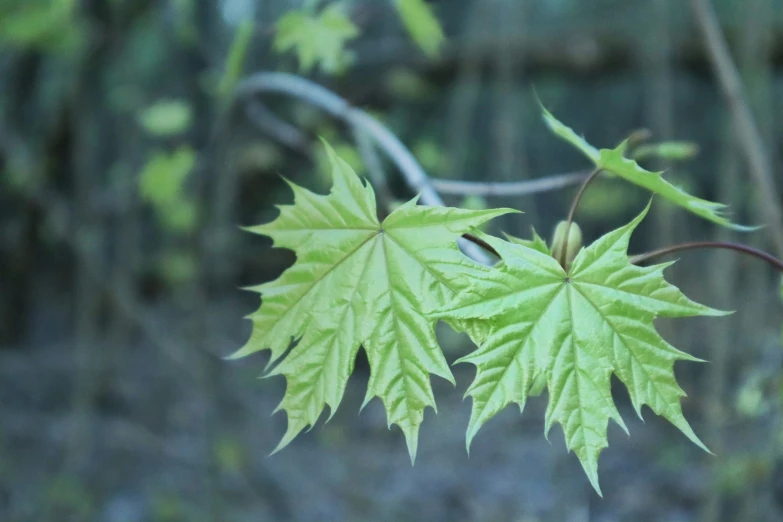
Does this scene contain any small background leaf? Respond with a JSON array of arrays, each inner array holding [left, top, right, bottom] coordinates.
[[218, 19, 254, 102], [540, 104, 751, 231], [394, 0, 445, 58], [139, 147, 195, 205], [138, 100, 193, 137], [274, 4, 358, 74]]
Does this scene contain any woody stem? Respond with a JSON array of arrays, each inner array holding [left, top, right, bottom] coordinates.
[[630, 241, 783, 272]]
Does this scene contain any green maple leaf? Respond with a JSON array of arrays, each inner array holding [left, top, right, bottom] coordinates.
[[274, 4, 358, 74], [432, 203, 728, 494], [231, 141, 513, 460], [540, 104, 753, 231]]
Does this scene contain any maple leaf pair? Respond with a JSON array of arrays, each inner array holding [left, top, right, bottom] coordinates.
[[229, 134, 733, 494]]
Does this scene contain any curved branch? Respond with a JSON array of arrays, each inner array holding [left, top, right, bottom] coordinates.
[[561, 168, 602, 267], [630, 241, 783, 273], [235, 72, 492, 263], [431, 171, 588, 196]]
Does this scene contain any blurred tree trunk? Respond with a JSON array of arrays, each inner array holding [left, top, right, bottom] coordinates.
[[641, 0, 677, 337], [491, 0, 529, 235], [185, 1, 224, 518], [737, 2, 781, 518], [444, 0, 493, 183], [701, 116, 740, 522], [739, 0, 775, 342], [66, 7, 107, 475]]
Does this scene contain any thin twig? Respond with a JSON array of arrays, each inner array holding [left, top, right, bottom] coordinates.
[[561, 168, 602, 267], [629, 241, 783, 272], [690, 0, 783, 257], [352, 125, 394, 207], [235, 72, 492, 263], [245, 99, 310, 155], [431, 171, 588, 196]]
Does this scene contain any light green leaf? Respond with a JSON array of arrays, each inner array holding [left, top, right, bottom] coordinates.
[[394, 0, 445, 58], [138, 100, 193, 137], [138, 147, 195, 205], [0, 0, 84, 53], [158, 248, 198, 284], [540, 104, 752, 231], [432, 203, 727, 495], [231, 141, 514, 460], [540, 104, 599, 164], [274, 4, 358, 74], [503, 228, 550, 256], [159, 198, 198, 233], [599, 143, 755, 231], [632, 141, 699, 162], [219, 19, 254, 102]]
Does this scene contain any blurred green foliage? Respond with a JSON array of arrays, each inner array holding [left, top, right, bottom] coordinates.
[[151, 491, 188, 522], [139, 147, 195, 207], [394, 0, 445, 58], [412, 138, 443, 174], [218, 19, 255, 102], [0, 0, 84, 53], [274, 3, 358, 74], [715, 455, 771, 494], [735, 371, 770, 418], [158, 247, 198, 285], [171, 0, 197, 45], [632, 141, 700, 162], [384, 68, 435, 101], [138, 100, 193, 138], [578, 180, 643, 220], [213, 435, 246, 475], [44, 475, 93, 520], [139, 147, 198, 234]]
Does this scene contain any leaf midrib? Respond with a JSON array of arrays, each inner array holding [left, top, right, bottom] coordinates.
[[570, 281, 672, 413], [261, 228, 378, 359], [467, 280, 565, 421], [312, 237, 380, 411], [380, 232, 417, 428]]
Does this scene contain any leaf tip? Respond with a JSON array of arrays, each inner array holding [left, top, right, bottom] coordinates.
[[589, 476, 604, 498], [405, 432, 419, 466], [465, 422, 481, 455], [269, 418, 306, 457], [224, 340, 259, 361], [579, 455, 604, 497], [359, 390, 374, 413]]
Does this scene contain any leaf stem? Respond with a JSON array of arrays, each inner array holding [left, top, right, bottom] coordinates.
[[630, 241, 783, 272], [561, 168, 602, 267]]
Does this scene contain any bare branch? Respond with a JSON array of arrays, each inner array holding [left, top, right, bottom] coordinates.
[[630, 240, 783, 273], [245, 99, 310, 154], [431, 171, 588, 196]]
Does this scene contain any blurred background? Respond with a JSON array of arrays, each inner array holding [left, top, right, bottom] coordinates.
[[2, 0, 783, 520]]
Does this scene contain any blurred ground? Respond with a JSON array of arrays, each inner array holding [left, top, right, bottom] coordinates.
[[2, 1, 783, 521]]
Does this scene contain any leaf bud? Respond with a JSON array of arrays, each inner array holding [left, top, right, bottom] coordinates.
[[551, 221, 583, 271]]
